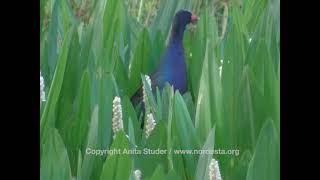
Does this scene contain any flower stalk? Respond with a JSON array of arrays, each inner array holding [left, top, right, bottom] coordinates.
[[40, 72, 46, 102], [209, 158, 222, 180], [145, 113, 156, 139], [112, 96, 124, 138]]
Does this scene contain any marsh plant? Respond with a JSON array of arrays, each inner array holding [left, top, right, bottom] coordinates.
[[40, 0, 280, 179]]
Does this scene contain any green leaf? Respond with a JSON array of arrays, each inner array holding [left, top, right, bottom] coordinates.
[[243, 0, 268, 35], [40, 27, 74, 144], [76, 70, 91, 153], [173, 92, 200, 149], [246, 119, 280, 180], [128, 28, 152, 96], [182, 92, 195, 121], [97, 73, 113, 150], [46, 0, 60, 76], [40, 0, 45, 34], [100, 131, 132, 180], [148, 165, 166, 180], [124, 96, 143, 145], [230, 150, 252, 180], [171, 138, 187, 179], [79, 105, 103, 180], [76, 150, 82, 179], [195, 127, 215, 180], [61, 69, 91, 176], [165, 170, 182, 180], [195, 42, 213, 142], [40, 128, 72, 180], [56, 29, 81, 130], [172, 92, 200, 180], [128, 117, 136, 146], [135, 122, 167, 178]]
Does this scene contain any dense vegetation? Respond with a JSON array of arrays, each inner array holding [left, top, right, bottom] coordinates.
[[40, 0, 280, 179]]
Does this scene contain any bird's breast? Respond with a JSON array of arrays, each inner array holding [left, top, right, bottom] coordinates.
[[155, 52, 187, 93]]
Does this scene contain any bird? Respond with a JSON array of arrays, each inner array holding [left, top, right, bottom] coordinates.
[[131, 10, 198, 121]]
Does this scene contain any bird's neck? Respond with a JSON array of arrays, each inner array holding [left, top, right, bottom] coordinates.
[[169, 26, 185, 46], [165, 27, 186, 67]]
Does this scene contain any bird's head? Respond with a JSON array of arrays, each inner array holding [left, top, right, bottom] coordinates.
[[170, 10, 198, 42], [173, 10, 198, 29]]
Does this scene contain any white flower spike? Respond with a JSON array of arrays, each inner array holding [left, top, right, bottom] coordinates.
[[145, 113, 156, 139], [145, 75, 151, 88], [142, 75, 152, 105], [40, 72, 46, 102], [218, 59, 223, 78], [134, 169, 142, 180], [209, 158, 222, 180], [112, 96, 124, 138], [218, 66, 223, 78]]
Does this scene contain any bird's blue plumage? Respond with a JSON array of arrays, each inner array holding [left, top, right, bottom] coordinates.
[[131, 10, 197, 108], [151, 40, 187, 93]]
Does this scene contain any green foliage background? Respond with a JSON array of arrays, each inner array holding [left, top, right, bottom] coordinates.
[[40, 0, 280, 179]]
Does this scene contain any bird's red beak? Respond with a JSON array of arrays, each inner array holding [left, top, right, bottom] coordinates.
[[191, 14, 199, 24]]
